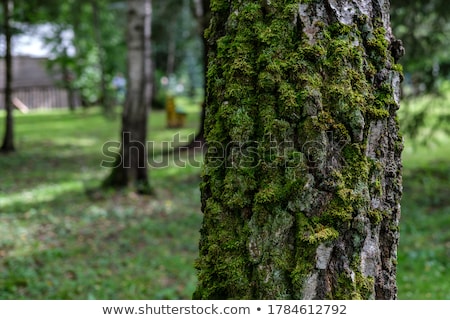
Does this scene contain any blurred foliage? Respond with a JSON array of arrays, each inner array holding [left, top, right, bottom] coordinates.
[[153, 0, 204, 95], [391, 0, 450, 142], [1, 0, 203, 108], [2, 0, 127, 106], [391, 0, 450, 94]]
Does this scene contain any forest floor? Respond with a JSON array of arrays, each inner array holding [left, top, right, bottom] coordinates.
[[0, 96, 449, 299]]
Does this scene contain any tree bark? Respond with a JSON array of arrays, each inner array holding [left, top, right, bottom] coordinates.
[[61, 46, 76, 112], [102, 0, 153, 194], [194, 0, 403, 299], [1, 0, 14, 153]]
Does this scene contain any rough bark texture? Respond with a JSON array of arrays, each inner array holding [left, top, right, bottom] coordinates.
[[1, 0, 14, 153], [194, 0, 403, 299], [102, 0, 153, 194], [61, 46, 76, 112]]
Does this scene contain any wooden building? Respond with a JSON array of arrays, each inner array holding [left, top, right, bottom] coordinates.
[[0, 56, 81, 111]]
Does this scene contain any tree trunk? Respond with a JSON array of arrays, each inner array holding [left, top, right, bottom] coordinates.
[[1, 0, 14, 153], [194, 0, 404, 299], [166, 31, 176, 76], [194, 0, 210, 144], [61, 46, 76, 112], [102, 0, 153, 194], [174, 0, 210, 150], [92, 1, 112, 117]]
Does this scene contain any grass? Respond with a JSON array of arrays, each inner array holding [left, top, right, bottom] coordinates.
[[396, 85, 450, 299], [397, 150, 450, 299], [0, 101, 203, 299], [0, 95, 449, 299]]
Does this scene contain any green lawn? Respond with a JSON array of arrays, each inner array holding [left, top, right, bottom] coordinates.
[[0, 103, 203, 299], [0, 98, 449, 299], [397, 142, 450, 299]]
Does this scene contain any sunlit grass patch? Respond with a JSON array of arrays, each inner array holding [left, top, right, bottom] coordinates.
[[0, 104, 203, 299]]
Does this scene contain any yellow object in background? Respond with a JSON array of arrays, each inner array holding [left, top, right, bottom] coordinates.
[[166, 96, 186, 128]]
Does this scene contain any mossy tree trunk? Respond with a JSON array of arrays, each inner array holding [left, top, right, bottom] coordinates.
[[194, 0, 404, 299], [102, 0, 153, 194], [1, 0, 14, 153]]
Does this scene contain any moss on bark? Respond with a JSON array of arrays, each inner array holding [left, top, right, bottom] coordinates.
[[195, 0, 403, 299]]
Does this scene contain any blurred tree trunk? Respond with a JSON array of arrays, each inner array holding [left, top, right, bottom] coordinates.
[[1, 0, 14, 153], [102, 0, 153, 194], [188, 0, 210, 146], [166, 29, 176, 76], [61, 46, 76, 112], [194, 0, 403, 299], [92, 1, 113, 116]]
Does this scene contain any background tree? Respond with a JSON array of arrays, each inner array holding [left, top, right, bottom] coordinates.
[[102, 0, 153, 194], [0, 0, 14, 153], [188, 0, 210, 145], [194, 0, 403, 299], [91, 1, 112, 115]]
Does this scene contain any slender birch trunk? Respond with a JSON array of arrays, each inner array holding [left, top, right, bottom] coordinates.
[[103, 0, 153, 194]]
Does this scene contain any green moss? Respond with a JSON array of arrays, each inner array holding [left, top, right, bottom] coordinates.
[[329, 256, 375, 299], [327, 22, 353, 37], [291, 212, 317, 294], [366, 28, 388, 56], [323, 197, 354, 222], [254, 183, 281, 204], [300, 42, 326, 62], [278, 82, 298, 108], [368, 209, 384, 224], [240, 2, 262, 21], [333, 272, 375, 299], [393, 63, 403, 73], [306, 226, 339, 244], [390, 223, 400, 233], [365, 26, 389, 68], [209, 0, 230, 12], [229, 107, 254, 141], [366, 106, 390, 119], [394, 139, 403, 153], [342, 144, 370, 183], [373, 177, 383, 196], [194, 197, 253, 299]]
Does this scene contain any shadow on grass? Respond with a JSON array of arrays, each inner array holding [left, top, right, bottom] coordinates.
[[0, 172, 202, 299]]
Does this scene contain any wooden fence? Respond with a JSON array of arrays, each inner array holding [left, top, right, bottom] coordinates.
[[0, 87, 81, 111]]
